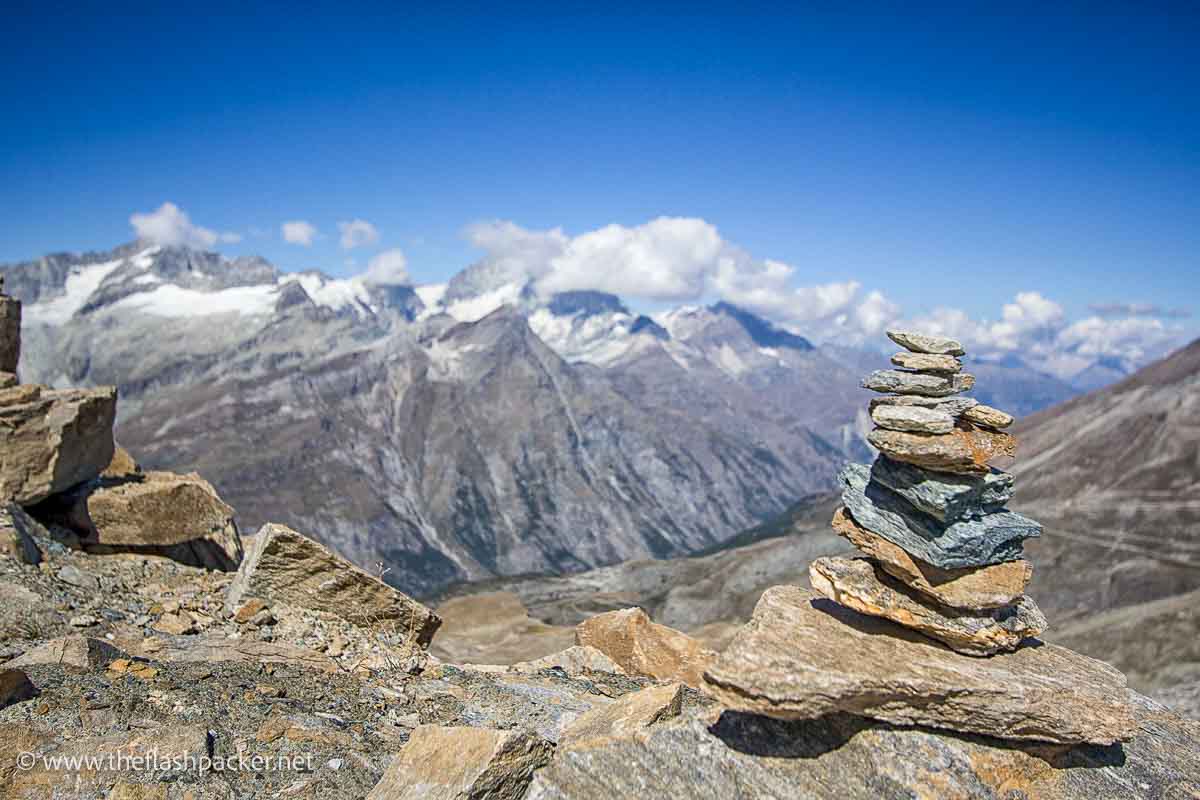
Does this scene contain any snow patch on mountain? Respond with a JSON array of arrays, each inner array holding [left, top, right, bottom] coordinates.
[[23, 256, 128, 324], [111, 283, 279, 317]]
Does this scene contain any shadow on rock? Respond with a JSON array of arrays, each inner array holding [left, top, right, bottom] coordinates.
[[708, 710, 873, 758]]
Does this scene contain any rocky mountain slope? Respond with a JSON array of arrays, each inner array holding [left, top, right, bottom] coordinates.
[[5, 242, 1082, 595]]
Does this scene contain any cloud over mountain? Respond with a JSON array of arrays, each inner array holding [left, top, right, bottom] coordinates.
[[338, 219, 380, 249], [464, 217, 891, 338], [130, 202, 240, 249]]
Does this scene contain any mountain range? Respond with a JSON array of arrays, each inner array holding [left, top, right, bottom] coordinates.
[[4, 242, 1091, 594]]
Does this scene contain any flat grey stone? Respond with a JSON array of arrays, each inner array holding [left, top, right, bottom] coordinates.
[[890, 352, 961, 373], [862, 370, 974, 397], [869, 457, 1013, 522], [840, 463, 1040, 569], [887, 330, 965, 356], [870, 405, 954, 434], [870, 395, 978, 417]]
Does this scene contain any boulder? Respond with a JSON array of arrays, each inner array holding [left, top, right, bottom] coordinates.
[[526, 698, 1200, 800], [963, 403, 1016, 429], [890, 351, 961, 373], [868, 423, 1016, 474], [0, 386, 117, 505], [6, 636, 125, 670], [574, 607, 716, 688], [0, 667, 36, 709], [226, 522, 441, 646], [0, 294, 19, 373], [862, 369, 975, 397], [515, 645, 627, 676], [47, 471, 242, 570], [887, 329, 965, 355], [869, 404, 955, 434], [831, 507, 1031, 609], [702, 585, 1136, 745], [841, 463, 1041, 569], [868, 457, 1013, 522], [809, 557, 1047, 656], [560, 683, 685, 748], [366, 725, 553, 800]]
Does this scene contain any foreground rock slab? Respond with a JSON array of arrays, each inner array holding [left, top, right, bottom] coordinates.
[[841, 464, 1041, 569], [702, 586, 1135, 745], [575, 607, 716, 688], [809, 557, 1047, 656], [963, 403, 1016, 429], [0, 386, 117, 505], [367, 725, 553, 800], [52, 471, 243, 570], [226, 522, 441, 646], [868, 423, 1016, 474], [526, 699, 1199, 800], [832, 507, 1031, 609]]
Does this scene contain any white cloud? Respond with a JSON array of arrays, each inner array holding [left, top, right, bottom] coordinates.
[[282, 220, 318, 246], [129, 202, 238, 249], [906, 292, 1186, 379], [338, 219, 380, 250], [464, 217, 893, 339], [363, 248, 411, 285]]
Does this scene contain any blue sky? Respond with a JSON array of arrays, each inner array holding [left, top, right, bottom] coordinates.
[[2, 2, 1197, 360]]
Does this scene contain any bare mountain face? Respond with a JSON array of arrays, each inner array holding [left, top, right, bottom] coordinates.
[[1010, 337, 1200, 700], [3, 242, 1089, 595]]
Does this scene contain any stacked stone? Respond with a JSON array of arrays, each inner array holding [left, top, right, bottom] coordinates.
[[809, 329, 1048, 657]]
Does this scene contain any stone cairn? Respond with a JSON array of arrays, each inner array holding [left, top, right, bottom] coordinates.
[[812, 329, 1048, 657], [702, 329, 1136, 746]]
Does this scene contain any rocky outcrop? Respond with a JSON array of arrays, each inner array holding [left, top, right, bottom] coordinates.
[[43, 470, 243, 570], [226, 522, 441, 646], [703, 585, 1135, 745], [0, 288, 19, 374], [527, 696, 1200, 800], [0, 386, 117, 505], [367, 726, 554, 800], [574, 607, 716, 688]]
